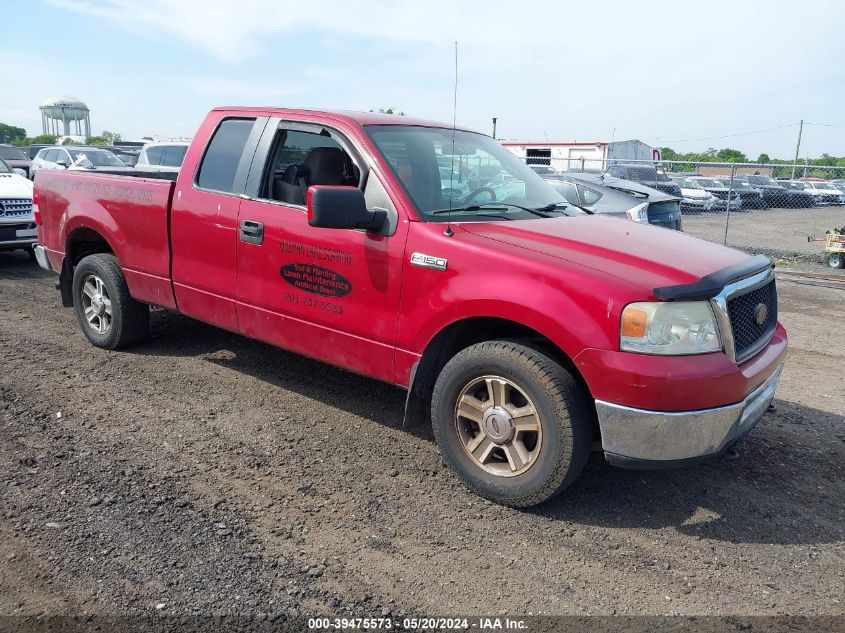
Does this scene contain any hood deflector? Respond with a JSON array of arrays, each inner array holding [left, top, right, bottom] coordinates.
[[653, 254, 773, 301]]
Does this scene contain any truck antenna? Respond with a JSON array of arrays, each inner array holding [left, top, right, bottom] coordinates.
[[444, 41, 458, 238]]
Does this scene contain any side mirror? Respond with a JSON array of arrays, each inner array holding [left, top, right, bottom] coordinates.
[[307, 186, 385, 232], [13, 168, 27, 178], [57, 159, 69, 168]]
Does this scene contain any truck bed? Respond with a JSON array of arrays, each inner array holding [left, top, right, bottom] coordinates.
[[36, 169, 177, 308]]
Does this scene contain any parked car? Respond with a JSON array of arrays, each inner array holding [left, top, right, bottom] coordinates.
[[135, 141, 190, 172], [33, 107, 786, 508], [602, 163, 683, 197], [715, 178, 766, 209], [799, 179, 845, 205], [776, 180, 816, 208], [684, 177, 746, 211], [732, 175, 789, 208], [670, 177, 723, 213], [106, 146, 141, 167], [26, 144, 51, 160], [545, 173, 682, 229], [30, 146, 128, 178], [0, 157, 36, 256], [0, 144, 32, 178]]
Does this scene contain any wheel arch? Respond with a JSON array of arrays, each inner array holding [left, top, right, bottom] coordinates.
[[403, 316, 598, 440], [58, 226, 115, 307]]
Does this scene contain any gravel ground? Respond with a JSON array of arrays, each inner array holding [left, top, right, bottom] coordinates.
[[0, 250, 843, 624], [682, 205, 844, 262]]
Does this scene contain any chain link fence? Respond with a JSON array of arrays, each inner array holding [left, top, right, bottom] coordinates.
[[513, 155, 845, 267]]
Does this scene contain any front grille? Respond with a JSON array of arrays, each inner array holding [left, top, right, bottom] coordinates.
[[727, 279, 777, 361], [0, 198, 33, 218]]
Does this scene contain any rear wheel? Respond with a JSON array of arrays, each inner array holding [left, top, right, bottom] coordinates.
[[431, 340, 591, 508], [828, 252, 845, 269], [72, 253, 149, 349]]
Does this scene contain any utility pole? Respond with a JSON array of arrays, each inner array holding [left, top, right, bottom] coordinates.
[[491, 117, 497, 140], [791, 119, 803, 179]]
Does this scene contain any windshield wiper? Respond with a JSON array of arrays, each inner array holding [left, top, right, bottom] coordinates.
[[605, 185, 649, 198], [430, 202, 567, 218]]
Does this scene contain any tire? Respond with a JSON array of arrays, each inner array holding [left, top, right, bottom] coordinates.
[[828, 252, 845, 269], [431, 340, 591, 508], [72, 253, 149, 349]]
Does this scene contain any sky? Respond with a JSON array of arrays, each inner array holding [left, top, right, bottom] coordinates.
[[2, 0, 844, 159]]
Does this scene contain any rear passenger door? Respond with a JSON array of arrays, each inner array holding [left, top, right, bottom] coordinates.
[[234, 119, 408, 383], [170, 115, 268, 332]]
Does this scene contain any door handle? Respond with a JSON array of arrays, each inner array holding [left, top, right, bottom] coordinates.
[[240, 219, 264, 245]]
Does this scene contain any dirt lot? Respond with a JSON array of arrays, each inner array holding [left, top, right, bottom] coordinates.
[[683, 205, 844, 263], [0, 250, 843, 623]]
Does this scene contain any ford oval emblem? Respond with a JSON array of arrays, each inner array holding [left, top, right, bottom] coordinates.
[[753, 303, 768, 326]]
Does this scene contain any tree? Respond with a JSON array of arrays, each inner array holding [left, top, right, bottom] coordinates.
[[101, 130, 122, 144], [0, 123, 27, 144], [31, 134, 58, 145], [86, 136, 108, 145], [369, 107, 405, 116], [715, 148, 747, 163], [757, 153, 771, 164]]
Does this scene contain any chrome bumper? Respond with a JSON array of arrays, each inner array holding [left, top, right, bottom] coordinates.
[[33, 244, 53, 271], [595, 365, 782, 465]]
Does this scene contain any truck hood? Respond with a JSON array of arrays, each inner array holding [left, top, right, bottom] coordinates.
[[460, 215, 749, 293], [0, 172, 34, 198]]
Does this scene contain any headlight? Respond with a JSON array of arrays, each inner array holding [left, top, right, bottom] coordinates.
[[625, 202, 649, 223], [620, 301, 721, 355]]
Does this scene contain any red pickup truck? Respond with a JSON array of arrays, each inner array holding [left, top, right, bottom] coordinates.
[[32, 108, 786, 507]]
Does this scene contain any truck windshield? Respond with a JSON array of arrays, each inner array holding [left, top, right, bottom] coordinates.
[[0, 158, 11, 173], [365, 125, 575, 221]]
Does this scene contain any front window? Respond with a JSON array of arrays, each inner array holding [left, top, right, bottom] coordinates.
[[0, 158, 11, 173], [70, 149, 126, 167], [365, 125, 574, 221], [0, 146, 27, 161]]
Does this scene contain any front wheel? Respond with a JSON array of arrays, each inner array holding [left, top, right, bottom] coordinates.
[[829, 252, 845, 269], [72, 253, 150, 349], [431, 341, 591, 508]]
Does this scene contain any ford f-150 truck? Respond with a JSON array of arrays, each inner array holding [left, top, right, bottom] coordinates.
[[32, 108, 787, 507]]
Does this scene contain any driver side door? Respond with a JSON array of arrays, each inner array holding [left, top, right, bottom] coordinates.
[[235, 119, 409, 383]]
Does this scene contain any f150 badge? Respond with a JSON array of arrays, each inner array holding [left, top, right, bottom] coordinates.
[[410, 252, 448, 271]]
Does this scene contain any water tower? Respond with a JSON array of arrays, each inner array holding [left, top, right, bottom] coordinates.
[[40, 96, 91, 137]]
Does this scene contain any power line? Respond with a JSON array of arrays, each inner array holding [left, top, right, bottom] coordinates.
[[804, 122, 845, 128], [662, 122, 799, 144]]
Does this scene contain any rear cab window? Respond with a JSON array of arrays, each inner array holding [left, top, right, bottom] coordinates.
[[196, 118, 258, 194]]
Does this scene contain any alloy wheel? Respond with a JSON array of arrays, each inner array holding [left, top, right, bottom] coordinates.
[[80, 274, 113, 335], [454, 375, 543, 477]]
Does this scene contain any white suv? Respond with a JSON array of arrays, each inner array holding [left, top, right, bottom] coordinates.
[[135, 141, 190, 172], [0, 157, 36, 256], [30, 146, 127, 178]]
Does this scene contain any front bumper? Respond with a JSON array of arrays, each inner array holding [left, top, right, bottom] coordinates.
[[596, 364, 782, 468], [0, 223, 37, 250]]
